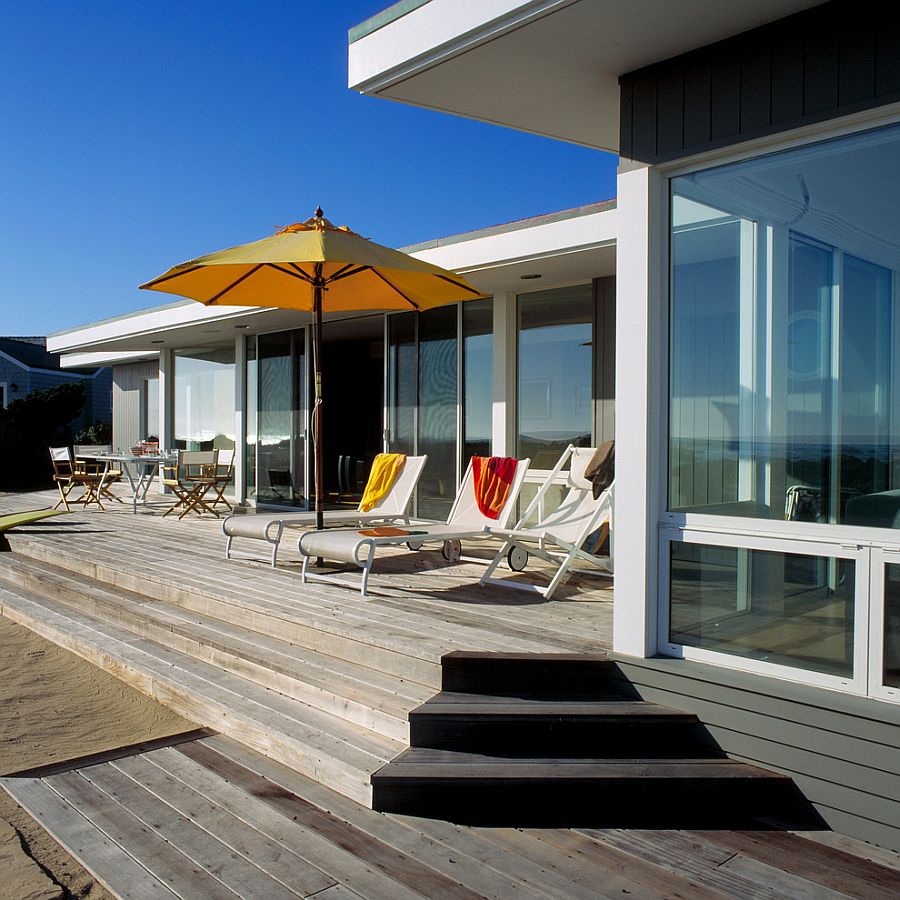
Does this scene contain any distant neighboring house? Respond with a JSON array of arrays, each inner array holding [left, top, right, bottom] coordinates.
[[0, 336, 111, 430]]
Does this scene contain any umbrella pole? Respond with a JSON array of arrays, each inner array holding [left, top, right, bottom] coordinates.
[[312, 270, 325, 538]]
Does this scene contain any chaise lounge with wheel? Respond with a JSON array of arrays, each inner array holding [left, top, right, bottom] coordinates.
[[480, 444, 614, 599], [296, 456, 530, 597]]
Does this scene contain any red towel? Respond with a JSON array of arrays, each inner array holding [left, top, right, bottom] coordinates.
[[472, 456, 517, 520]]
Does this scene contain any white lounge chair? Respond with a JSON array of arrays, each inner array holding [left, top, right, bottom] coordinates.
[[223, 455, 427, 567], [480, 445, 614, 599], [297, 456, 531, 597]]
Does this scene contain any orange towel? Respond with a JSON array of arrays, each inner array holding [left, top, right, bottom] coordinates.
[[359, 453, 406, 512], [472, 456, 517, 520]]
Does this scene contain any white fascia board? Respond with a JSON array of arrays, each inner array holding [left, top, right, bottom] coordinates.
[[47, 301, 265, 354], [349, 0, 575, 92], [409, 206, 617, 273], [59, 350, 159, 369]]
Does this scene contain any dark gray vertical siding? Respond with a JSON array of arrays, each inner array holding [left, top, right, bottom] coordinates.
[[613, 656, 900, 851], [619, 1, 900, 164]]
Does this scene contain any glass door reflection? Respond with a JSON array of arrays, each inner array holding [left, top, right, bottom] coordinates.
[[256, 329, 306, 507]]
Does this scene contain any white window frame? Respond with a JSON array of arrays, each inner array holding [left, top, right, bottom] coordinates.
[[659, 524, 870, 695]]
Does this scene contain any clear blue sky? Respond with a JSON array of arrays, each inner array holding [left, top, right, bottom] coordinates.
[[0, 1, 617, 335]]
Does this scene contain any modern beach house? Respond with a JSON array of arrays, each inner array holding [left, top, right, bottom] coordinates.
[[46, 0, 900, 851]]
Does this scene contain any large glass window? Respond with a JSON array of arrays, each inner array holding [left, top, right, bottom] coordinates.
[[143, 377, 159, 441], [174, 346, 235, 450], [669, 541, 855, 677], [256, 330, 305, 506], [670, 123, 900, 528], [462, 299, 493, 462], [418, 307, 458, 518], [518, 286, 593, 469]]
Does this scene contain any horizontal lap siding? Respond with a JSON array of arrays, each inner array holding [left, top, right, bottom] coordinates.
[[614, 657, 900, 851], [620, 1, 900, 164]]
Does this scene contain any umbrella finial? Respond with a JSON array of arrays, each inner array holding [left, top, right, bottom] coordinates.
[[314, 206, 324, 219]]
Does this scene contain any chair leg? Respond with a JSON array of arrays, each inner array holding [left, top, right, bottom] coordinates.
[[54, 482, 71, 511]]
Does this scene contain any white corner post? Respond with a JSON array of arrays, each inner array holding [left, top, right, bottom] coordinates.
[[157, 347, 175, 493], [234, 335, 247, 505], [491, 291, 516, 456], [613, 162, 666, 658]]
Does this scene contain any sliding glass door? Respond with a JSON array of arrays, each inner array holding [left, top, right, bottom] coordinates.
[[255, 329, 307, 507]]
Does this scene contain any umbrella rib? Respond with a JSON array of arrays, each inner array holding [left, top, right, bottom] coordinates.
[[328, 265, 371, 283], [285, 263, 315, 282], [369, 269, 420, 310], [207, 264, 265, 304], [433, 272, 484, 295], [328, 262, 357, 280], [140, 264, 202, 289]]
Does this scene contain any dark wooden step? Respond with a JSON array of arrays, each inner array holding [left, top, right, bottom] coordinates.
[[409, 691, 709, 756], [441, 651, 617, 697], [371, 748, 799, 827]]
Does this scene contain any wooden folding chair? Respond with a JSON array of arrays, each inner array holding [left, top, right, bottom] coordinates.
[[49, 447, 105, 510], [74, 445, 123, 504], [162, 450, 219, 519], [208, 448, 235, 512]]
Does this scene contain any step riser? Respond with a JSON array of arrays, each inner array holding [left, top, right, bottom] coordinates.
[[441, 655, 617, 696], [9, 542, 442, 688], [408, 720, 709, 757], [0, 564, 410, 743], [0, 592, 374, 806], [371, 779, 795, 827]]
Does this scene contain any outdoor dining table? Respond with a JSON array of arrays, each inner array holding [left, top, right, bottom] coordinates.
[[76, 451, 176, 514]]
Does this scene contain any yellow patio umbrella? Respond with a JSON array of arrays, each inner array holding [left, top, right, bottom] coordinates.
[[140, 208, 486, 530]]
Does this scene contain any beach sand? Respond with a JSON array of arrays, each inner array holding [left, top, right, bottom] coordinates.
[[0, 615, 194, 898]]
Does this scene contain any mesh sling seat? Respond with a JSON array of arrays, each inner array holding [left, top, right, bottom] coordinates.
[[223, 455, 428, 567], [480, 444, 614, 600], [296, 457, 530, 597]]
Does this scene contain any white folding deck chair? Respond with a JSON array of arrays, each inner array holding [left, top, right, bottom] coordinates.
[[223, 455, 427, 567], [480, 445, 614, 599], [296, 457, 531, 597]]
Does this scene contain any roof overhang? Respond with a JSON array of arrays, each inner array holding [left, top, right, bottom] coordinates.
[[48, 201, 616, 364], [349, 0, 825, 151]]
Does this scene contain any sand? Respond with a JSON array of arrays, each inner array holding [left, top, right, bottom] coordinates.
[[0, 615, 194, 898]]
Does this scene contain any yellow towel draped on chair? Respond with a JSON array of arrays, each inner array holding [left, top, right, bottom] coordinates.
[[359, 453, 406, 511]]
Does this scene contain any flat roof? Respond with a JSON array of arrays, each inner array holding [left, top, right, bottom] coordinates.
[[349, 0, 824, 151], [49, 199, 617, 362]]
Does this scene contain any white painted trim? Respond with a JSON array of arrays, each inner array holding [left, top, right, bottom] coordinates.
[[491, 292, 516, 456], [613, 164, 666, 658], [157, 350, 173, 493], [234, 335, 247, 505], [60, 350, 157, 369], [349, 0, 578, 93]]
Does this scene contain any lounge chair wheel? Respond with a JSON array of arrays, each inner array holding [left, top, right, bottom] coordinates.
[[507, 546, 529, 572], [406, 540, 424, 551], [441, 539, 462, 563]]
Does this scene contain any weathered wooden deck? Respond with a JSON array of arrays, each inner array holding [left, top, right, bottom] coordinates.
[[4, 730, 899, 899], [0, 485, 613, 657], [3, 488, 900, 897]]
